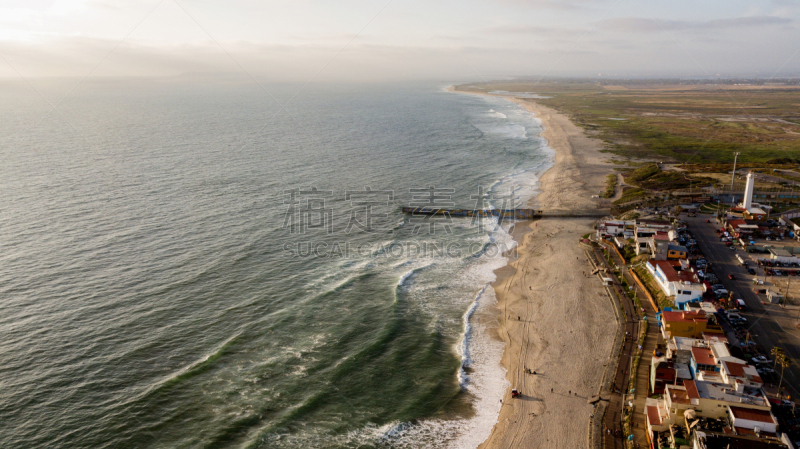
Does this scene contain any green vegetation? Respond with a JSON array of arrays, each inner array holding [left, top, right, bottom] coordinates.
[[456, 80, 800, 164], [633, 266, 671, 310], [624, 163, 715, 190], [601, 174, 617, 198], [621, 244, 636, 262], [613, 187, 647, 205]]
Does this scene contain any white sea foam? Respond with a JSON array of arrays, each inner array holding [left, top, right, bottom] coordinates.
[[473, 122, 528, 139], [390, 90, 552, 449], [486, 109, 507, 119]]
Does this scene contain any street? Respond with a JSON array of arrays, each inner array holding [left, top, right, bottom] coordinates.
[[684, 214, 800, 399]]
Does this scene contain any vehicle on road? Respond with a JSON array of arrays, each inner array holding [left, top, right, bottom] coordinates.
[[728, 274, 736, 280], [748, 268, 756, 275]]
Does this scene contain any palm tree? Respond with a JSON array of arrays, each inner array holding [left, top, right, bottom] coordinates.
[[777, 354, 792, 400], [772, 347, 786, 370]]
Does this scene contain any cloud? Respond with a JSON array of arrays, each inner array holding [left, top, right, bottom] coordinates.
[[601, 15, 792, 33], [486, 0, 601, 10]]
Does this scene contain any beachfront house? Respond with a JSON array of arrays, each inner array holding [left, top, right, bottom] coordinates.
[[596, 219, 634, 240], [646, 260, 705, 308], [659, 310, 721, 340], [634, 220, 673, 256], [645, 337, 783, 449], [667, 244, 688, 260]]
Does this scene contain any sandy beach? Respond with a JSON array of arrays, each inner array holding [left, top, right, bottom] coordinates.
[[452, 88, 619, 448]]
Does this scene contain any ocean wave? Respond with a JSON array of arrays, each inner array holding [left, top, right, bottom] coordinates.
[[486, 109, 507, 119], [151, 330, 243, 393]]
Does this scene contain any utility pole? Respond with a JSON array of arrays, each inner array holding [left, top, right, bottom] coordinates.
[[785, 276, 790, 309]]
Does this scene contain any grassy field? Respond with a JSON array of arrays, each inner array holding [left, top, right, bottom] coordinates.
[[623, 163, 716, 190], [455, 80, 800, 165], [601, 174, 616, 198], [613, 187, 647, 205]]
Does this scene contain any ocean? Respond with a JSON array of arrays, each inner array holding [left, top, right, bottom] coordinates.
[[0, 79, 553, 448]]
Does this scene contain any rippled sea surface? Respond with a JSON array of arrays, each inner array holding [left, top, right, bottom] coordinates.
[[0, 79, 552, 448]]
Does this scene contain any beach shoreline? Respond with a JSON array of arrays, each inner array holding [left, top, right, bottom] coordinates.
[[449, 86, 618, 448]]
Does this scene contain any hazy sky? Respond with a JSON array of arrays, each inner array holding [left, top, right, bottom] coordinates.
[[1, 0, 799, 80]]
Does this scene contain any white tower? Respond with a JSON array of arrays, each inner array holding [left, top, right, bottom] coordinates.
[[742, 171, 755, 209]]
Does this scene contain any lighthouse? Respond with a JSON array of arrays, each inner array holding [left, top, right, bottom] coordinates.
[[742, 171, 755, 210]]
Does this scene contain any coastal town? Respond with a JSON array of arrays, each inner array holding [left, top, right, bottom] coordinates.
[[592, 170, 800, 449]]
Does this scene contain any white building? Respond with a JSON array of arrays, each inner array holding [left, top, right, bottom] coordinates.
[[646, 260, 706, 308], [743, 171, 755, 210], [596, 220, 634, 239]]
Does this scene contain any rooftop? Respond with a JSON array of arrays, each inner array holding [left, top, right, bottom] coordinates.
[[729, 406, 775, 424], [678, 271, 701, 284], [666, 384, 693, 404], [685, 380, 701, 399], [769, 248, 793, 257], [646, 405, 662, 425], [696, 433, 787, 449], [721, 361, 763, 385], [693, 380, 769, 407], [671, 336, 705, 351], [663, 310, 708, 324], [651, 260, 681, 282], [702, 332, 728, 343]]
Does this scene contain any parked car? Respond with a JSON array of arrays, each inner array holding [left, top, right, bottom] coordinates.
[[751, 356, 769, 364]]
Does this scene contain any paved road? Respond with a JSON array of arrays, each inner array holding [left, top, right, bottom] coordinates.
[[594, 246, 639, 449], [684, 214, 800, 399]]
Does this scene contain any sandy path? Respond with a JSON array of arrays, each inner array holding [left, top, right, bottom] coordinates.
[[469, 98, 619, 448]]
